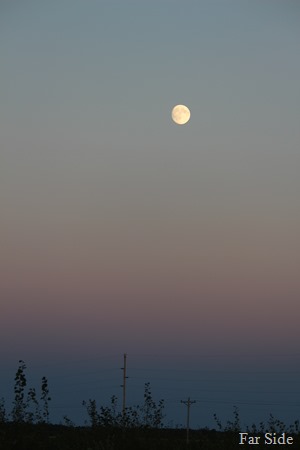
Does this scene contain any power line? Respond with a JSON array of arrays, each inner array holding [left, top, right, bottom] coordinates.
[[129, 368, 300, 374]]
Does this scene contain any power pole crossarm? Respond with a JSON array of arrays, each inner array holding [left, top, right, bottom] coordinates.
[[181, 397, 196, 444]]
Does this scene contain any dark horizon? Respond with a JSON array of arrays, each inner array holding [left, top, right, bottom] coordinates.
[[1, 353, 300, 430]]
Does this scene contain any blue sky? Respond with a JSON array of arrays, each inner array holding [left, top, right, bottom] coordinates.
[[1, 0, 300, 428]]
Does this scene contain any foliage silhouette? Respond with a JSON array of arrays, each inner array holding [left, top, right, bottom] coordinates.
[[83, 382, 165, 429], [10, 360, 51, 424], [0, 397, 6, 423], [1, 361, 300, 449]]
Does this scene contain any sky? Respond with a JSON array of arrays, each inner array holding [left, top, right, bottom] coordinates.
[[1, 0, 300, 428]]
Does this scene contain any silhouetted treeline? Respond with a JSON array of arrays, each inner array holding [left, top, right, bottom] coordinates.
[[0, 361, 299, 449]]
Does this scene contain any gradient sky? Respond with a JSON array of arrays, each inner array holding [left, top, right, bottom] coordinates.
[[1, 1, 300, 428]]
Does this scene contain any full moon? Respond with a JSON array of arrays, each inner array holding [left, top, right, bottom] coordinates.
[[171, 104, 191, 125]]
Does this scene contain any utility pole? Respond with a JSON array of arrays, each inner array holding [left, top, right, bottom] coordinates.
[[120, 353, 128, 419], [181, 397, 196, 444]]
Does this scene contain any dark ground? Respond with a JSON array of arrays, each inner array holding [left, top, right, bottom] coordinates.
[[1, 423, 299, 450]]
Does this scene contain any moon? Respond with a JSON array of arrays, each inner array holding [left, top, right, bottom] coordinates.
[[171, 104, 190, 125]]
